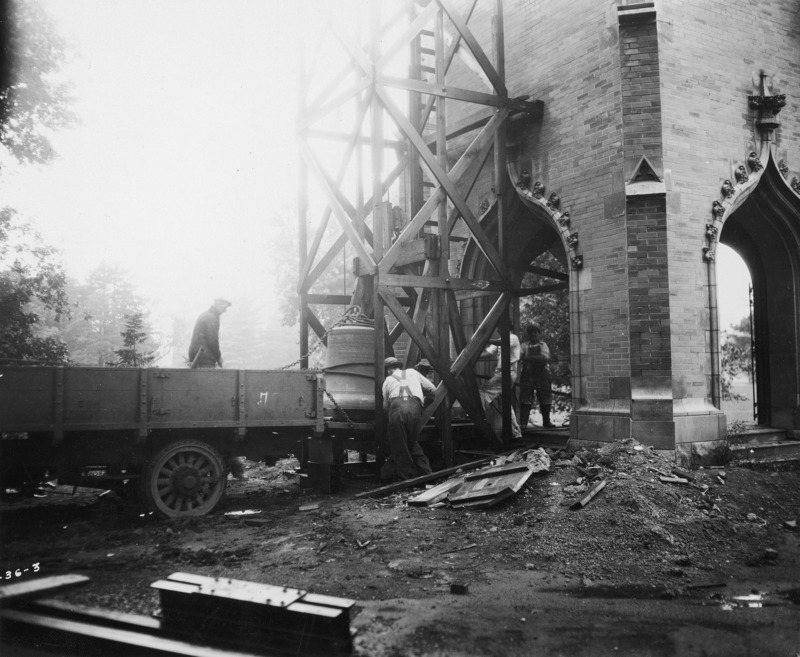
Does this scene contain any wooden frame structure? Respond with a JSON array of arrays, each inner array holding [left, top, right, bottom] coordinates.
[[296, 0, 542, 463]]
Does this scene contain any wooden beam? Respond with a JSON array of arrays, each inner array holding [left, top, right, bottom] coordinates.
[[300, 140, 376, 270], [298, 91, 372, 292], [305, 129, 405, 150], [353, 456, 493, 498], [306, 309, 327, 341], [424, 109, 493, 151], [376, 86, 507, 277], [523, 265, 569, 281], [379, 76, 542, 116], [420, 292, 510, 428], [299, 77, 372, 130], [514, 282, 568, 297], [306, 294, 354, 306], [383, 110, 500, 273], [438, 0, 507, 95], [381, 273, 509, 292], [377, 2, 438, 72], [0, 574, 89, 605]]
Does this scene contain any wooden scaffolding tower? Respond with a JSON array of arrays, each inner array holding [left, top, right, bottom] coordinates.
[[296, 0, 542, 463]]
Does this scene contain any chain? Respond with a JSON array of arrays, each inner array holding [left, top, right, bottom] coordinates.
[[278, 306, 371, 370], [324, 389, 356, 428]]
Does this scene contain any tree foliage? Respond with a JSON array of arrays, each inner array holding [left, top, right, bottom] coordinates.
[[518, 250, 571, 412], [107, 312, 156, 367], [56, 263, 160, 366], [721, 316, 753, 402], [0, 207, 70, 363], [1, 0, 77, 166]]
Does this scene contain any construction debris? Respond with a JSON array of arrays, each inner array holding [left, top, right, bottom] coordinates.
[[407, 449, 552, 510], [449, 462, 535, 509], [570, 479, 606, 510], [354, 457, 493, 499]]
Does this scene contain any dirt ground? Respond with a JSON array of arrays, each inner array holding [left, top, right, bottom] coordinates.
[[1, 436, 800, 656]]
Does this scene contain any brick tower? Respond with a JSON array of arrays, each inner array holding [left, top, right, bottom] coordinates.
[[484, 0, 800, 461]]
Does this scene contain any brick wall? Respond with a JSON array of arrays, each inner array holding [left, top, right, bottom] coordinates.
[[501, 0, 627, 403], [658, 0, 800, 400]]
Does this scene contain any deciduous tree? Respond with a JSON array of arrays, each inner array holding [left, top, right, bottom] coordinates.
[[0, 0, 77, 166], [0, 207, 70, 363]]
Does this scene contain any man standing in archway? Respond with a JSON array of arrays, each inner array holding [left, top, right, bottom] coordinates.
[[519, 324, 554, 428]]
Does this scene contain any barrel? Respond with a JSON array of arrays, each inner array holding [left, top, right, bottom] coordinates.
[[323, 324, 376, 421]]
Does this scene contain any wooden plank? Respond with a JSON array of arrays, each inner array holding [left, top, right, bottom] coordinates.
[[0, 607, 261, 657], [570, 479, 607, 510], [0, 574, 90, 606], [407, 476, 465, 506], [353, 457, 492, 498], [463, 462, 531, 480], [449, 464, 533, 507]]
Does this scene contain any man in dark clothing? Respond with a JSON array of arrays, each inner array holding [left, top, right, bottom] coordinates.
[[188, 298, 245, 480], [519, 324, 554, 428], [188, 298, 231, 368], [380, 357, 436, 481]]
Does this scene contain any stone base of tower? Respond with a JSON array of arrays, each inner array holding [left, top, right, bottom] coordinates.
[[569, 398, 727, 467]]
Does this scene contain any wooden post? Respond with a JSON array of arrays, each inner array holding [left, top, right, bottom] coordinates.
[[371, 2, 387, 470], [435, 7, 453, 466], [494, 0, 512, 449], [297, 9, 309, 368]]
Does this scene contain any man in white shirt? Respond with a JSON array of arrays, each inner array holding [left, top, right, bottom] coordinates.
[[380, 357, 436, 481], [479, 330, 522, 439]]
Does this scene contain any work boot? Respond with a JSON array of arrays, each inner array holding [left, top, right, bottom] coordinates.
[[520, 405, 532, 429], [541, 405, 554, 428]]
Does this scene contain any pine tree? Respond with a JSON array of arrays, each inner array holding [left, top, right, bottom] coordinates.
[[109, 312, 156, 367]]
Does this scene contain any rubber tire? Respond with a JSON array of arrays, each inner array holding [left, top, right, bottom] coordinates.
[[140, 440, 227, 518]]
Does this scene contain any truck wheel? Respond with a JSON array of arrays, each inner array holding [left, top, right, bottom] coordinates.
[[141, 440, 227, 517]]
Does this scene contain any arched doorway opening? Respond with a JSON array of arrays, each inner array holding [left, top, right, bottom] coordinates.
[[717, 155, 800, 432], [458, 192, 572, 430], [716, 244, 756, 425]]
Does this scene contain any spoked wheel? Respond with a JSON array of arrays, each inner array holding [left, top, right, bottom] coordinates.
[[141, 440, 227, 517]]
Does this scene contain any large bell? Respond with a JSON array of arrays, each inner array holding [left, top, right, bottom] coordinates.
[[323, 324, 376, 421]]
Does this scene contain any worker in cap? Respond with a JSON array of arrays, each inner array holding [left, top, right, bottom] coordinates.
[[189, 298, 232, 369], [188, 298, 245, 479], [380, 356, 436, 482]]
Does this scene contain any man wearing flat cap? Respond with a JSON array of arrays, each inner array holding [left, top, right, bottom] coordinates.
[[380, 357, 436, 481], [189, 298, 232, 369]]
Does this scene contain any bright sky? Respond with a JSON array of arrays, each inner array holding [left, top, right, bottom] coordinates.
[[4, 0, 310, 347], [717, 244, 752, 331], [3, 0, 752, 360]]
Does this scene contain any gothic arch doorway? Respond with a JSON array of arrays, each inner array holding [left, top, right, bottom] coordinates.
[[458, 191, 572, 424], [717, 154, 800, 431]]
